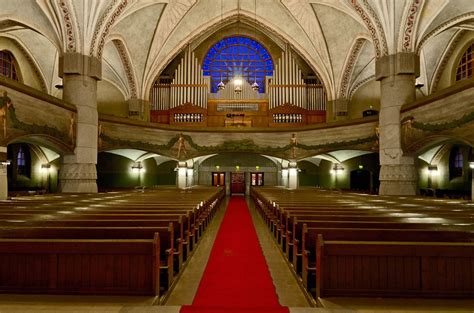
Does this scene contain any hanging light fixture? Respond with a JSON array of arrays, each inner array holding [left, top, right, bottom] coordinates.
[[217, 0, 225, 91], [251, 0, 259, 91], [234, 0, 242, 94]]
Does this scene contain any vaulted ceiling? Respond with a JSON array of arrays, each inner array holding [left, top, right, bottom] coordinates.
[[1, 0, 473, 103]]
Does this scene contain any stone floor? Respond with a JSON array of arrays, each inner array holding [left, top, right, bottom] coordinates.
[[0, 195, 473, 313]]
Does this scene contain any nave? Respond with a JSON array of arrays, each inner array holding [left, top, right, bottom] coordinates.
[[0, 188, 473, 312]]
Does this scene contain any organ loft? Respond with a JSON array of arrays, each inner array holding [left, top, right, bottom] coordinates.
[[0, 0, 473, 312]]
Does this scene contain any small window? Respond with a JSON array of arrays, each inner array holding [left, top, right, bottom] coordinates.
[[456, 44, 474, 81], [449, 147, 463, 180], [212, 172, 225, 186], [251, 172, 264, 186], [16, 146, 26, 175], [0, 51, 19, 81]]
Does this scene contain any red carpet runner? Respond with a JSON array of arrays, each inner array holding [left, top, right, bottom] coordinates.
[[180, 196, 289, 313]]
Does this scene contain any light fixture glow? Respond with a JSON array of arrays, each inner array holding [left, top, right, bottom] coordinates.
[[234, 78, 242, 86], [427, 165, 438, 175], [470, 161, 474, 169], [41, 163, 52, 173], [131, 162, 145, 173], [331, 163, 344, 174]]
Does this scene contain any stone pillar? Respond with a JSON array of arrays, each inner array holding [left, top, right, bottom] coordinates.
[[375, 53, 419, 195], [245, 171, 250, 195], [177, 161, 187, 189], [470, 162, 474, 202], [128, 99, 150, 122], [288, 162, 298, 189], [281, 167, 289, 188], [326, 99, 349, 122], [326, 100, 335, 122], [0, 146, 8, 200], [58, 53, 101, 193], [186, 165, 194, 187]]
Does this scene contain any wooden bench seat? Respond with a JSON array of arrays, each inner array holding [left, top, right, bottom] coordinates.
[[316, 235, 474, 298], [0, 234, 160, 296]]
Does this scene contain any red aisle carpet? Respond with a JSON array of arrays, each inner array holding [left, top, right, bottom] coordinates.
[[180, 196, 289, 313]]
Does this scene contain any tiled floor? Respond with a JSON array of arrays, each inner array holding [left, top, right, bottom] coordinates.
[[0, 195, 473, 313]]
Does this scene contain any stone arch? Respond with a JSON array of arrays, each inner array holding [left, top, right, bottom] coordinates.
[[143, 12, 333, 100]]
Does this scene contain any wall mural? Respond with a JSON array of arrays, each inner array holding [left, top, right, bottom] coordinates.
[[100, 130, 377, 160], [0, 91, 73, 149], [402, 111, 474, 153]]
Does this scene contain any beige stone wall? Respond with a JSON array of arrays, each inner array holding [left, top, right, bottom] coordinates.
[[97, 80, 128, 117], [349, 80, 380, 119]]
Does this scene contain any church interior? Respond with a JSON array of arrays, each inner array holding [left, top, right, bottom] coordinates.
[[0, 0, 473, 312]]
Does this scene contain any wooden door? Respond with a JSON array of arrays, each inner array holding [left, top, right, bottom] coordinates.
[[230, 172, 245, 194]]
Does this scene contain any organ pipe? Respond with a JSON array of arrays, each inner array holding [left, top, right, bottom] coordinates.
[[167, 47, 208, 108], [269, 45, 326, 110]]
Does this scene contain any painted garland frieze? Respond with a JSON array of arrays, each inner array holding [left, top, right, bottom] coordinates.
[[401, 110, 474, 152], [0, 92, 73, 148], [101, 130, 377, 161]]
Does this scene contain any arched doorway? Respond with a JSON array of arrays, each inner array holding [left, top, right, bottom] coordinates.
[[350, 169, 371, 192]]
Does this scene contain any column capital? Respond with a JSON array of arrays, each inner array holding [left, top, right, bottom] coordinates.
[[375, 53, 420, 81], [59, 53, 102, 80]]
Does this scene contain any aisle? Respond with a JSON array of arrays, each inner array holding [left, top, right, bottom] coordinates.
[[180, 196, 289, 313]]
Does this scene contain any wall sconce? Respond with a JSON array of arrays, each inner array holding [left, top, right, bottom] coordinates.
[[1, 160, 11, 166], [215, 165, 220, 170], [235, 165, 240, 171], [41, 163, 52, 173], [331, 164, 344, 174], [469, 161, 474, 169], [131, 162, 145, 173], [255, 165, 260, 170], [427, 165, 438, 175]]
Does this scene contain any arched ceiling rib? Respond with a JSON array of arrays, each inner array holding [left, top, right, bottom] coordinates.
[[0, 0, 473, 105]]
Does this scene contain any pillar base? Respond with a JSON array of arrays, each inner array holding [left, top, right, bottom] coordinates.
[[379, 164, 417, 196], [0, 164, 7, 200], [59, 163, 97, 193]]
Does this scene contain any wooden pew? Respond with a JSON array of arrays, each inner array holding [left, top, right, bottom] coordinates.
[[315, 234, 474, 298], [0, 234, 160, 296], [0, 225, 175, 291], [302, 226, 474, 294]]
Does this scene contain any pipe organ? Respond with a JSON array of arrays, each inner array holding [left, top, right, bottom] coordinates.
[[150, 43, 327, 127], [268, 47, 326, 111], [151, 48, 208, 110], [269, 47, 306, 109]]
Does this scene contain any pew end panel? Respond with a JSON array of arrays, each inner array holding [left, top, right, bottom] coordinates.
[[316, 238, 474, 299]]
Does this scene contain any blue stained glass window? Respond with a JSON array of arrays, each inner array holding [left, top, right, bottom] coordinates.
[[202, 36, 274, 93]]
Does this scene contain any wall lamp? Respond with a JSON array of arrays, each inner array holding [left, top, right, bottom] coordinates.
[[1, 160, 11, 166], [427, 165, 438, 175], [469, 161, 474, 170], [331, 164, 344, 174], [41, 163, 52, 173], [131, 162, 145, 173]]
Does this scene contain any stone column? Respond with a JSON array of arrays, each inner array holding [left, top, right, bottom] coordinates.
[[0, 146, 7, 200], [58, 53, 101, 193], [470, 163, 474, 202], [177, 161, 187, 189], [128, 99, 150, 122], [281, 167, 289, 188], [326, 99, 349, 122], [186, 165, 194, 187], [375, 53, 419, 195], [288, 162, 298, 189]]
